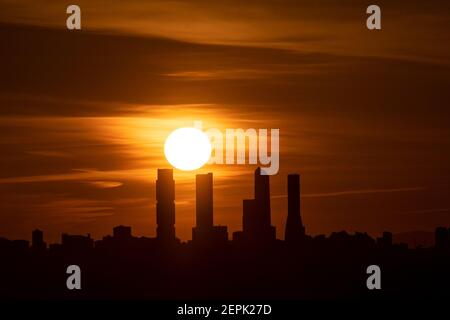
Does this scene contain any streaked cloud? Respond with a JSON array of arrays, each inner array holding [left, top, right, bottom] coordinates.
[[405, 208, 450, 215], [26, 150, 71, 158], [1, 0, 449, 64], [272, 186, 426, 199], [86, 181, 124, 189]]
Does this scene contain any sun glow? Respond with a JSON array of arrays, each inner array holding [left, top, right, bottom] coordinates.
[[164, 127, 212, 171]]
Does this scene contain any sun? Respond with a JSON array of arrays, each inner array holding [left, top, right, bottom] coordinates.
[[164, 127, 212, 171]]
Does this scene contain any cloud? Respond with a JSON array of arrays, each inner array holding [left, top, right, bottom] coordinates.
[[272, 186, 426, 199], [0, 169, 150, 184], [25, 150, 71, 158], [1, 0, 449, 64], [405, 208, 450, 215], [86, 181, 124, 189]]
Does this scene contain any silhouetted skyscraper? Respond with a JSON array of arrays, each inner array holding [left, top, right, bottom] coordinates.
[[196, 173, 213, 230], [236, 168, 275, 243], [285, 174, 305, 243], [192, 173, 227, 243], [156, 169, 176, 242], [255, 167, 271, 228], [32, 229, 46, 250]]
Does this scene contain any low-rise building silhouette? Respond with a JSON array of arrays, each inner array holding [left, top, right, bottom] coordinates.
[[435, 227, 449, 249], [113, 225, 132, 240], [32, 229, 47, 250], [376, 231, 393, 249], [12, 240, 29, 251], [61, 233, 94, 251]]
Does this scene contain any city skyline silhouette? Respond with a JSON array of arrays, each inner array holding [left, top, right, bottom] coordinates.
[[2, 20, 450, 244], [2, 166, 450, 247], [1, 1, 450, 302], [1, 167, 450, 299]]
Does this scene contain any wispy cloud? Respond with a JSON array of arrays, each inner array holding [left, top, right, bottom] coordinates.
[[86, 181, 124, 189], [272, 186, 426, 199], [25, 150, 71, 158], [405, 208, 450, 215], [0, 168, 148, 184]]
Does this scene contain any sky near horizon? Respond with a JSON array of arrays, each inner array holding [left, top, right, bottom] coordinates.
[[0, 0, 450, 242]]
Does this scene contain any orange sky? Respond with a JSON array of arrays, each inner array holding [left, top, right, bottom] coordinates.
[[0, 0, 450, 242]]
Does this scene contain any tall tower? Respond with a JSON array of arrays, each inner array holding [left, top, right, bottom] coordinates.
[[156, 169, 176, 242], [254, 167, 271, 228], [236, 167, 275, 242], [196, 173, 213, 230], [285, 174, 305, 243], [192, 173, 213, 241], [192, 173, 228, 243]]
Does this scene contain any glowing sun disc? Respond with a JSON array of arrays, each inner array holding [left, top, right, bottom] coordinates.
[[164, 127, 211, 171]]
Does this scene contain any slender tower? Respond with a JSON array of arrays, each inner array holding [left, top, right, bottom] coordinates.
[[192, 173, 213, 241], [254, 167, 271, 228], [243, 167, 276, 241], [233, 168, 275, 242], [156, 169, 176, 242], [285, 174, 305, 242]]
